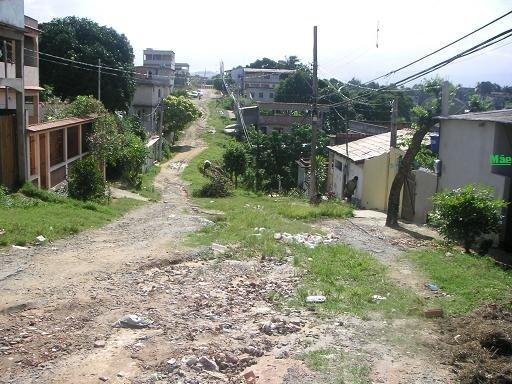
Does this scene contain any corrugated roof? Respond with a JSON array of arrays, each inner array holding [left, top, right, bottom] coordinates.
[[438, 109, 512, 124], [27, 116, 96, 132], [328, 130, 417, 162]]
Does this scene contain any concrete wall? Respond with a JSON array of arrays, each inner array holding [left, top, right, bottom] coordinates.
[[412, 169, 437, 223], [439, 119, 507, 199], [0, 0, 24, 29]]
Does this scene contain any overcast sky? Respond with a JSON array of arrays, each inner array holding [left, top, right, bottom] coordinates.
[[25, 0, 512, 87]]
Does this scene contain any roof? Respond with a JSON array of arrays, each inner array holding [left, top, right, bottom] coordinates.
[[438, 109, 512, 124], [27, 116, 96, 133], [328, 130, 413, 163], [244, 68, 295, 74]]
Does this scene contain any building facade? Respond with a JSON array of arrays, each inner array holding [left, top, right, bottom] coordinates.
[[0, 1, 43, 189], [174, 62, 190, 89], [131, 49, 175, 132]]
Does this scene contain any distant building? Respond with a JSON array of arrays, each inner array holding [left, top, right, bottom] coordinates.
[[227, 67, 295, 102], [130, 48, 175, 132], [174, 63, 190, 89]]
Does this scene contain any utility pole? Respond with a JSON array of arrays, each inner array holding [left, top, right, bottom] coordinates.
[[158, 102, 164, 160], [309, 25, 318, 199], [441, 80, 449, 116], [98, 59, 101, 101], [390, 97, 398, 147]]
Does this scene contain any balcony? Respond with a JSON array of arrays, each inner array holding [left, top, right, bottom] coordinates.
[[0, 63, 39, 88]]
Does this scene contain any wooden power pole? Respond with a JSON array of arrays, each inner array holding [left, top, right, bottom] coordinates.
[[390, 97, 398, 148], [98, 59, 101, 102], [309, 26, 318, 198]]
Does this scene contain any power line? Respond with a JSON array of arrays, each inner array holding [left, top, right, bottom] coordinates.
[[364, 9, 512, 84]]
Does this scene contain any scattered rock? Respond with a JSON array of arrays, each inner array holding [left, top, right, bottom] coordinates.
[[113, 314, 153, 329], [425, 282, 439, 292], [12, 245, 28, 250], [273, 233, 283, 240], [35, 235, 46, 245], [275, 232, 339, 248], [99, 376, 108, 382], [117, 371, 126, 378], [199, 356, 219, 371], [211, 243, 228, 255], [243, 346, 264, 357], [445, 252, 453, 257], [93, 340, 106, 348], [372, 295, 387, 302], [243, 370, 257, 384], [185, 356, 198, 366], [306, 295, 326, 303], [424, 308, 444, 318]]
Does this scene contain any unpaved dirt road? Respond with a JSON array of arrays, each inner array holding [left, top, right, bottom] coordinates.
[[1, 91, 454, 384]]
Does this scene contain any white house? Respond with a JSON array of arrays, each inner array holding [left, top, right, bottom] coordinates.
[[437, 109, 512, 249]]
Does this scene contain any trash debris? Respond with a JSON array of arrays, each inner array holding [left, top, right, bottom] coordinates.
[[425, 282, 439, 292], [372, 295, 387, 302], [306, 295, 326, 303], [211, 243, 228, 255], [275, 232, 339, 248], [12, 245, 28, 250], [94, 340, 106, 348], [35, 235, 46, 245], [0, 228, 5, 235], [113, 314, 153, 329], [445, 252, 453, 257], [243, 370, 257, 384]]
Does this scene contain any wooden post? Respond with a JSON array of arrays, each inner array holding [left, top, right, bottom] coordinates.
[[309, 25, 318, 199]]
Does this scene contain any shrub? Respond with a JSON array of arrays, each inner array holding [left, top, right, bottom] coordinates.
[[194, 179, 231, 198], [223, 142, 247, 188], [20, 182, 65, 203], [429, 184, 507, 253], [68, 157, 106, 201]]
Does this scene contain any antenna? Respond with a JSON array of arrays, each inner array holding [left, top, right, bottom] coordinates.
[[376, 21, 380, 48]]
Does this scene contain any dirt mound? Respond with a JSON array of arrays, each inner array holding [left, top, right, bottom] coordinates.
[[442, 304, 512, 384]]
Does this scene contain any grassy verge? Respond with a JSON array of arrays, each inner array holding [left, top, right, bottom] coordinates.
[[293, 244, 423, 317], [0, 186, 143, 246], [408, 249, 512, 315], [301, 348, 370, 383], [134, 165, 161, 201]]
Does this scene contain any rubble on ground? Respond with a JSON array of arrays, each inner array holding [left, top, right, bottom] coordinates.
[[274, 232, 340, 248]]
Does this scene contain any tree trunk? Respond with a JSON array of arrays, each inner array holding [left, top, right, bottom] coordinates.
[[385, 125, 430, 227]]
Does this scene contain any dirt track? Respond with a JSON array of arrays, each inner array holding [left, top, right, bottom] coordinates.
[[0, 91, 455, 384]]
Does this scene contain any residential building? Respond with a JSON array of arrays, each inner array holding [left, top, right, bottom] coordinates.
[[227, 67, 295, 102], [174, 62, 190, 89], [437, 109, 512, 248], [0, 1, 42, 189], [130, 48, 175, 132], [328, 131, 407, 210]]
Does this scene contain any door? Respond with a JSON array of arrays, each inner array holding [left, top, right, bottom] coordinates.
[[0, 115, 17, 190], [401, 172, 416, 221], [39, 133, 48, 189]]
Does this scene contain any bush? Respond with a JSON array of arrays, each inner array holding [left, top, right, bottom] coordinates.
[[429, 184, 507, 252], [116, 132, 148, 188], [20, 182, 65, 203], [223, 142, 247, 188], [194, 179, 231, 198], [68, 157, 106, 201]]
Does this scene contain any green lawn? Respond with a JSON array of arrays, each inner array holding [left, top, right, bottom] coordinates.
[[408, 249, 512, 315], [0, 187, 143, 246]]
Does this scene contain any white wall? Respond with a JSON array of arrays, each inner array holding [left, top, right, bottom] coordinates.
[[412, 169, 437, 223], [439, 119, 507, 199], [0, 0, 24, 29], [332, 153, 363, 201]]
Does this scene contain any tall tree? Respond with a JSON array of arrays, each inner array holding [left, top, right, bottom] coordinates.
[[386, 78, 448, 227], [274, 71, 313, 103], [39, 17, 135, 111], [247, 57, 280, 69]]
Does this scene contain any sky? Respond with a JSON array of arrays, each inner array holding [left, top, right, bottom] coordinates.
[[25, 0, 512, 87]]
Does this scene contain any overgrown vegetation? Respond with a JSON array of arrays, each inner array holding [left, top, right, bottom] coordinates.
[[429, 184, 506, 253], [0, 184, 142, 246], [162, 95, 202, 145], [68, 156, 106, 201], [408, 249, 512, 315]]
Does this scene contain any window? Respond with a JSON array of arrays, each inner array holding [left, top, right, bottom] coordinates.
[[258, 92, 264, 99], [50, 129, 64, 166], [269, 92, 274, 99], [81, 123, 92, 153], [335, 160, 343, 171], [158, 88, 161, 98], [29, 136, 37, 176], [67, 126, 79, 158]]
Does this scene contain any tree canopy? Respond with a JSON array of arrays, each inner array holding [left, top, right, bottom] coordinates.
[[162, 95, 202, 143], [39, 17, 135, 112]]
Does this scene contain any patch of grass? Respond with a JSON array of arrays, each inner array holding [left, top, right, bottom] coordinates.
[[300, 348, 370, 383], [134, 165, 161, 201], [0, 192, 143, 246], [294, 244, 423, 317], [408, 249, 512, 315], [277, 200, 353, 220]]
